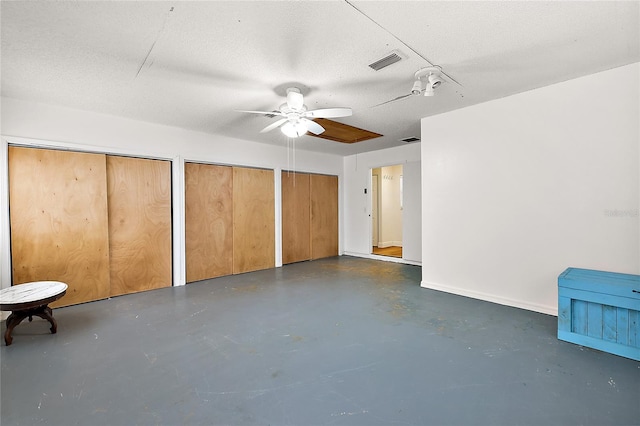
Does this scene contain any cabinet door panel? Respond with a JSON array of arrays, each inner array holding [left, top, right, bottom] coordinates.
[[281, 171, 311, 264], [8, 146, 111, 307], [107, 156, 172, 296], [185, 163, 233, 282], [233, 167, 275, 274], [311, 174, 338, 260]]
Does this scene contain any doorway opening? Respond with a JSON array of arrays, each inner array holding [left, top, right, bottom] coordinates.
[[371, 165, 403, 258]]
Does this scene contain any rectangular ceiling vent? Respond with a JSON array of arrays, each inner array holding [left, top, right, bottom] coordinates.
[[400, 136, 421, 143], [369, 50, 404, 71]]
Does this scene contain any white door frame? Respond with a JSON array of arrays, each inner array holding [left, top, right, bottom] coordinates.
[[371, 173, 379, 250]]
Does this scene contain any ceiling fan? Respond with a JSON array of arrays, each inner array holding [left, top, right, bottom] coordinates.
[[237, 87, 352, 138], [373, 66, 444, 107]]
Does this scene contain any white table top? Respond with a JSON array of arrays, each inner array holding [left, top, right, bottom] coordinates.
[[0, 281, 68, 305]]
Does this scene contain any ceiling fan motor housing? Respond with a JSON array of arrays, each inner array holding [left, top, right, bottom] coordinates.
[[238, 86, 352, 137]]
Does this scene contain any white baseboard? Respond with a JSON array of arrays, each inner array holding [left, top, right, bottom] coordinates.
[[421, 280, 557, 316]]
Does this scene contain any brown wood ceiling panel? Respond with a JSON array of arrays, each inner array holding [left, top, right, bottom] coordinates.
[[8, 146, 111, 307], [185, 163, 233, 282], [107, 156, 172, 297], [310, 118, 382, 144]]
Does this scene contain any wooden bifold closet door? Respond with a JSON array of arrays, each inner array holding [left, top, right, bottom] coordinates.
[[184, 162, 233, 282], [8, 147, 173, 306], [281, 171, 338, 264], [281, 172, 311, 264], [310, 174, 339, 260], [184, 164, 274, 281], [233, 167, 275, 274], [8, 146, 111, 307], [107, 156, 172, 296]]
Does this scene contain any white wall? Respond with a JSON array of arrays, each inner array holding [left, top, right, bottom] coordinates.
[[378, 164, 403, 247], [0, 97, 344, 292], [421, 63, 640, 315], [343, 143, 421, 264], [0, 97, 344, 173], [402, 160, 421, 263]]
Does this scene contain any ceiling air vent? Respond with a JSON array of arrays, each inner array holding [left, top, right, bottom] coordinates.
[[369, 50, 404, 71], [400, 137, 421, 143]]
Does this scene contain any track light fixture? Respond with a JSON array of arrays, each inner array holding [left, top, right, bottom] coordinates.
[[428, 73, 443, 89], [410, 80, 424, 95], [373, 65, 446, 107], [414, 66, 444, 96]]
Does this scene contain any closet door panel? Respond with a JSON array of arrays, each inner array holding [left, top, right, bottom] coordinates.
[[281, 171, 311, 264], [310, 174, 339, 260], [233, 167, 275, 274], [185, 162, 233, 282], [107, 156, 172, 296], [8, 146, 111, 307]]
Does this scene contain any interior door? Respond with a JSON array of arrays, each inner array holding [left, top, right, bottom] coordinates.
[[282, 171, 311, 264], [185, 162, 233, 282], [8, 146, 111, 307], [310, 174, 338, 260], [233, 167, 275, 274], [107, 155, 172, 296]]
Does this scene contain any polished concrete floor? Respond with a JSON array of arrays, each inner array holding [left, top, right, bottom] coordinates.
[[1, 256, 639, 426]]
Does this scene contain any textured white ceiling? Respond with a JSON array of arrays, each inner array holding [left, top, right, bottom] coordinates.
[[1, 1, 638, 155]]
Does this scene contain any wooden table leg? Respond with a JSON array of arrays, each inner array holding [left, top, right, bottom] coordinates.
[[4, 311, 21, 346], [3, 305, 57, 346]]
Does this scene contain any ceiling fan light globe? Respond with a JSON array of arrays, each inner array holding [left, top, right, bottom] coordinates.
[[281, 121, 308, 138]]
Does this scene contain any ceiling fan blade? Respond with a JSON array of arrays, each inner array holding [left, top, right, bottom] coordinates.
[[301, 118, 325, 135], [371, 93, 413, 108], [304, 107, 353, 118], [259, 118, 288, 133], [286, 89, 304, 110], [236, 109, 284, 116]]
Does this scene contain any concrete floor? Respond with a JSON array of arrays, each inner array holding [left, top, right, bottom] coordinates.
[[1, 256, 639, 426]]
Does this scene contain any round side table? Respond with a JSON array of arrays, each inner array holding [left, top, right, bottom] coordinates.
[[0, 281, 68, 346]]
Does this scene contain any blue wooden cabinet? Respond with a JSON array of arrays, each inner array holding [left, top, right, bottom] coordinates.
[[558, 268, 640, 361]]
